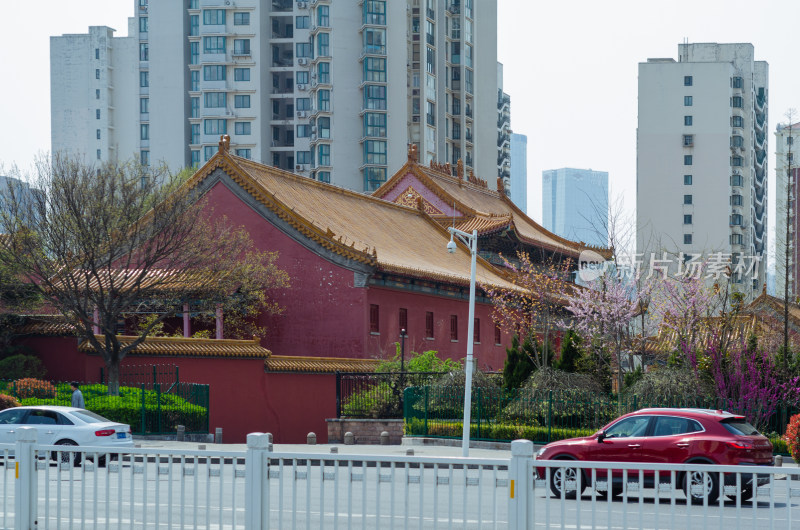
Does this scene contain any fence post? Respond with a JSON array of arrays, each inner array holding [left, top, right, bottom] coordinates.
[[14, 427, 38, 530], [424, 386, 429, 436], [335, 372, 341, 418], [508, 439, 533, 530], [476, 387, 482, 439], [156, 383, 162, 434], [547, 390, 553, 444], [176, 366, 180, 385], [140, 384, 146, 435], [100, 367, 104, 384], [245, 432, 271, 530]]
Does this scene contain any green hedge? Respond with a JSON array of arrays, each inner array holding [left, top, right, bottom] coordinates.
[[1, 382, 208, 434]]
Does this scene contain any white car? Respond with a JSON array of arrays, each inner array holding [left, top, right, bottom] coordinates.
[[0, 405, 133, 463]]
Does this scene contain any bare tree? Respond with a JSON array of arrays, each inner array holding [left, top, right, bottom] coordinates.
[[0, 154, 289, 394]]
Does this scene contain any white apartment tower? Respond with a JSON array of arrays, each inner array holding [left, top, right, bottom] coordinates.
[[637, 43, 768, 296], [774, 122, 800, 299], [51, 25, 140, 164], [52, 0, 500, 193]]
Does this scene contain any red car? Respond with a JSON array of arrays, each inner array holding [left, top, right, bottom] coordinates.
[[535, 408, 773, 503]]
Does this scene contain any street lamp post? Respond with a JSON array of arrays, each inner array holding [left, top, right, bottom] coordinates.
[[447, 227, 478, 457], [400, 328, 406, 373]]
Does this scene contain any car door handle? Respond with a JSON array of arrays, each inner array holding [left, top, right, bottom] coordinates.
[[627, 444, 641, 448], [676, 442, 690, 448], [46, 431, 55, 435]]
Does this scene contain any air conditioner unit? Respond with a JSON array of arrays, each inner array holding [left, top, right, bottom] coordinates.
[[298, 84, 307, 91], [311, 126, 317, 133], [298, 1, 308, 8], [311, 133, 317, 141], [298, 58, 308, 65], [297, 110, 307, 118]]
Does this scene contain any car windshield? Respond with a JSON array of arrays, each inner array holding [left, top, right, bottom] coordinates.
[[70, 410, 114, 424], [721, 418, 760, 436]]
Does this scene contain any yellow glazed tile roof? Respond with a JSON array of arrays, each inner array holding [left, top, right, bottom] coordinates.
[[264, 355, 380, 373], [185, 150, 518, 290], [78, 335, 271, 358], [14, 316, 76, 336]]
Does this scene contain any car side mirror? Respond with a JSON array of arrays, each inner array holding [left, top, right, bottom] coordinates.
[[597, 431, 606, 443]]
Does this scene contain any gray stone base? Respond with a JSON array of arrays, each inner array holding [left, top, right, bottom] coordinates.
[[326, 419, 403, 445]]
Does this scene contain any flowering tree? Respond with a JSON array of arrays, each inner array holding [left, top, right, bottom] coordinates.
[[483, 252, 573, 369]]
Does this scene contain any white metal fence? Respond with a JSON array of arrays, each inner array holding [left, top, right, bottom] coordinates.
[[3, 429, 800, 529]]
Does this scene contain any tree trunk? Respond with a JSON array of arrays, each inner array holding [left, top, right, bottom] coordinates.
[[107, 362, 120, 396]]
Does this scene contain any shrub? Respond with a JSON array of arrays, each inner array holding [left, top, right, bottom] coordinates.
[[784, 414, 800, 461], [625, 367, 715, 406], [0, 393, 20, 411], [12, 378, 56, 399], [0, 354, 46, 380]]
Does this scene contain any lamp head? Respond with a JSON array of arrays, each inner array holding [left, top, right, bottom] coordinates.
[[447, 236, 457, 254]]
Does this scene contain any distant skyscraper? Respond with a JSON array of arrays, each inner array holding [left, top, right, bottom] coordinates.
[[542, 168, 608, 248], [497, 62, 510, 194], [637, 42, 768, 296], [51, 0, 501, 193], [509, 133, 527, 212]]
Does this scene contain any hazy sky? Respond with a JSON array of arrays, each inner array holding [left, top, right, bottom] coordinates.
[[1, 0, 798, 263]]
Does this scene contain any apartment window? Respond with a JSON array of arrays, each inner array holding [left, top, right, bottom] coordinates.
[[364, 57, 386, 82], [296, 16, 310, 29], [189, 15, 198, 35], [684, 115, 692, 126], [684, 155, 692, 165], [364, 140, 387, 164], [683, 134, 693, 146], [364, 85, 386, 110], [364, 167, 387, 191], [233, 39, 251, 55], [473, 318, 480, 344], [234, 12, 250, 25], [317, 171, 331, 183], [191, 124, 200, 144], [191, 150, 200, 166], [234, 68, 250, 81], [364, 0, 386, 25], [425, 312, 434, 338], [139, 43, 149, 61], [731, 174, 743, 186], [296, 71, 309, 85], [234, 95, 250, 108], [369, 304, 380, 333], [317, 90, 330, 111], [189, 0, 198, 8], [190, 42, 199, 64], [204, 145, 218, 161], [203, 36, 226, 53], [139, 16, 149, 34], [297, 125, 311, 138], [426, 101, 435, 126], [684, 174, 692, 185], [140, 97, 149, 114], [140, 124, 149, 140], [204, 92, 226, 108], [203, 65, 226, 81], [730, 214, 743, 226], [139, 71, 149, 88], [788, 136, 795, 145], [465, 69, 473, 94], [191, 70, 199, 91], [494, 324, 501, 345], [235, 122, 251, 135], [95, 48, 100, 60], [684, 75, 693, 86], [96, 89, 100, 99], [363, 28, 386, 54], [317, 33, 330, 57], [95, 69, 100, 79], [684, 95, 693, 106], [684, 214, 692, 224], [364, 113, 387, 137], [296, 97, 311, 111], [425, 20, 435, 46], [450, 315, 458, 341], [318, 144, 331, 166], [203, 9, 225, 25], [731, 135, 744, 147], [236, 149, 251, 159], [731, 194, 743, 206], [204, 119, 227, 135], [731, 234, 743, 245], [732, 76, 743, 88], [399, 308, 408, 333], [683, 194, 692, 205], [296, 42, 312, 58], [96, 149, 102, 160], [684, 234, 692, 245], [731, 96, 743, 108], [96, 129, 101, 140], [317, 5, 330, 26], [190, 97, 199, 118], [96, 109, 101, 120], [731, 156, 743, 167], [731, 115, 744, 127], [317, 116, 331, 139], [139, 150, 149, 166], [296, 150, 311, 164], [317, 62, 330, 84]]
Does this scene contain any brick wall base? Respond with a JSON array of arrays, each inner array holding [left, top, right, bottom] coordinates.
[[326, 418, 404, 445]]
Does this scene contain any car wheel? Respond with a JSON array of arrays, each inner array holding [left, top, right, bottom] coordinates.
[[549, 462, 586, 499], [682, 468, 719, 504], [728, 485, 753, 503], [53, 440, 81, 466]]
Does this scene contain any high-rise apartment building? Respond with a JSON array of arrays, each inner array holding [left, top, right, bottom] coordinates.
[[542, 168, 608, 248], [775, 122, 799, 298], [51, 0, 500, 193], [51, 25, 140, 165], [509, 132, 527, 213], [497, 62, 510, 194], [637, 43, 768, 295]]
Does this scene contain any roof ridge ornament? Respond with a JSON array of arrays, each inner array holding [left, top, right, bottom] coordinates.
[[219, 134, 231, 153], [496, 177, 504, 193], [408, 143, 419, 163]]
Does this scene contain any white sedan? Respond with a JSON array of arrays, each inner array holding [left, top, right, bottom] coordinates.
[[0, 406, 133, 463]]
